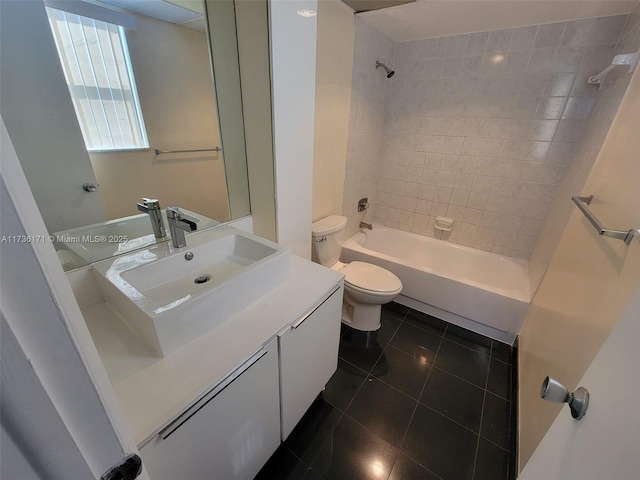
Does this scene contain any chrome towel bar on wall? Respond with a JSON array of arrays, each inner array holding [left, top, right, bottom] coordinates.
[[154, 147, 221, 155], [572, 195, 640, 245]]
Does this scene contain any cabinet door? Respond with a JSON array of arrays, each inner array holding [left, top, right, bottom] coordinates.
[[279, 285, 343, 439], [140, 338, 280, 480]]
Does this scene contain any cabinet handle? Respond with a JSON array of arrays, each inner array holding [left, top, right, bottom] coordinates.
[[158, 348, 269, 440], [291, 285, 341, 329]]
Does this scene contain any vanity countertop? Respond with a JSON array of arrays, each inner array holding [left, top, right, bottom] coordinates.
[[81, 255, 343, 447]]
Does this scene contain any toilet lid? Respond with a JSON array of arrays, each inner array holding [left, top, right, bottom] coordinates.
[[342, 261, 402, 293]]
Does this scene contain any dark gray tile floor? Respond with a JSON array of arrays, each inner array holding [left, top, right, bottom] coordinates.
[[255, 303, 515, 480]]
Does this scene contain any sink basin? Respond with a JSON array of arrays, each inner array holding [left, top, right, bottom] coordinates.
[[53, 208, 220, 265], [92, 227, 291, 356]]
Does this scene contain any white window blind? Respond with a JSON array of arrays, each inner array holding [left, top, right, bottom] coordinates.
[[46, 7, 148, 151]]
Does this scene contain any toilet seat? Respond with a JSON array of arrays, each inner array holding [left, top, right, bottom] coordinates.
[[341, 261, 402, 295]]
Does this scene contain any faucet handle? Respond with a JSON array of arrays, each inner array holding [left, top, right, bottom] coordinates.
[[141, 197, 160, 208], [166, 206, 182, 219], [167, 207, 198, 233]]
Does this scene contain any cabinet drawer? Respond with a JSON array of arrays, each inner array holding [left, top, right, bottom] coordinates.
[[140, 338, 280, 480], [279, 285, 343, 439]]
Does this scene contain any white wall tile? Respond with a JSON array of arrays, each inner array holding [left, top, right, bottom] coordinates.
[[487, 29, 512, 53], [546, 142, 576, 163], [536, 97, 567, 119], [534, 23, 566, 49], [467, 192, 488, 209], [463, 207, 484, 225], [589, 15, 627, 45], [544, 72, 576, 96], [509, 26, 538, 51], [441, 57, 462, 78], [529, 120, 559, 141], [445, 34, 468, 57], [450, 189, 469, 206], [344, 14, 629, 260], [466, 32, 489, 55], [561, 19, 596, 47], [427, 37, 447, 58]]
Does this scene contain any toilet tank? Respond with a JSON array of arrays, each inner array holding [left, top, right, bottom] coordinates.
[[311, 215, 347, 267]]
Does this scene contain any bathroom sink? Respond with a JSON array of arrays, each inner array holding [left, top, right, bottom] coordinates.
[[92, 227, 291, 356], [53, 208, 219, 264]]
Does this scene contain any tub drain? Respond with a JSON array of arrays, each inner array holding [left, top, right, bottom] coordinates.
[[194, 274, 211, 285]]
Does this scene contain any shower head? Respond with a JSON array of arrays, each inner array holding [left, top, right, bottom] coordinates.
[[376, 60, 395, 78]]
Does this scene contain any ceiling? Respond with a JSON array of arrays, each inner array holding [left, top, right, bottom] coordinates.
[[358, 0, 639, 43], [342, 0, 415, 13], [96, 0, 206, 32]]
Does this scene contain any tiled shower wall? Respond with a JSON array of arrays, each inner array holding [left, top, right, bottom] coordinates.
[[343, 14, 634, 260], [342, 18, 394, 238], [529, 4, 640, 287], [373, 15, 629, 259]]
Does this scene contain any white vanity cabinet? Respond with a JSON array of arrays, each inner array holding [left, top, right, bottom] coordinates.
[[139, 338, 280, 480], [278, 285, 343, 439], [79, 255, 345, 479]]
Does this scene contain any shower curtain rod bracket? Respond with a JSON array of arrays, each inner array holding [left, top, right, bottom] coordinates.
[[587, 50, 640, 88]]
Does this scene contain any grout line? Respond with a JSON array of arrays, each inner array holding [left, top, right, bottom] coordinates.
[[304, 336, 378, 470], [336, 307, 512, 478], [303, 407, 346, 470], [389, 452, 446, 480], [394, 324, 449, 463], [422, 364, 492, 395], [415, 396, 484, 437], [478, 432, 512, 453], [490, 354, 513, 367], [336, 358, 373, 404], [402, 313, 448, 335], [472, 340, 493, 479], [341, 401, 410, 452], [371, 350, 506, 438], [370, 367, 430, 402], [337, 355, 371, 378], [439, 335, 492, 358], [384, 322, 447, 479], [384, 308, 422, 479], [282, 443, 310, 468]]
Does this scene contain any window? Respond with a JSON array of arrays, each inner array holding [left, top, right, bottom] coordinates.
[[46, 7, 148, 151]]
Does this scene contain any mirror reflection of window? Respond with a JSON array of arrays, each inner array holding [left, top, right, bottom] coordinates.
[[46, 6, 148, 152]]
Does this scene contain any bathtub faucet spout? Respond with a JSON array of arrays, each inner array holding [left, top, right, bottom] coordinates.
[[360, 221, 373, 230]]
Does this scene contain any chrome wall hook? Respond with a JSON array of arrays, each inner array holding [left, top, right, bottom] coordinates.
[[540, 376, 590, 420]]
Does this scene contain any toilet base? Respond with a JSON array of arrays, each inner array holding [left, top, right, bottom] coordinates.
[[340, 296, 382, 331]]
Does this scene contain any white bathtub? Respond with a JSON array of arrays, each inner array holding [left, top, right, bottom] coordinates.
[[342, 226, 531, 344]]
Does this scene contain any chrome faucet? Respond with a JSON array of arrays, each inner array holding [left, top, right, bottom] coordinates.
[[166, 207, 198, 248], [137, 198, 166, 239], [360, 221, 373, 230]]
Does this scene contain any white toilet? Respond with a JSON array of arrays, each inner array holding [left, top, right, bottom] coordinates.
[[311, 215, 402, 331]]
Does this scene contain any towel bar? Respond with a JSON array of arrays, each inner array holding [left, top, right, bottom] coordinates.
[[154, 147, 221, 155], [572, 195, 640, 245]]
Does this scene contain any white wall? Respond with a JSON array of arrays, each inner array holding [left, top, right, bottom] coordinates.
[[312, 0, 355, 222], [528, 5, 640, 291], [90, 12, 230, 222], [342, 17, 395, 238], [1, 118, 146, 479], [519, 289, 640, 480], [235, 0, 277, 242], [270, 0, 318, 259], [518, 57, 640, 470], [0, 0, 233, 231], [0, 0, 107, 233], [1, 420, 44, 480]]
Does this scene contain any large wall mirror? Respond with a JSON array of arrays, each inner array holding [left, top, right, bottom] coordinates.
[[0, 0, 252, 269]]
